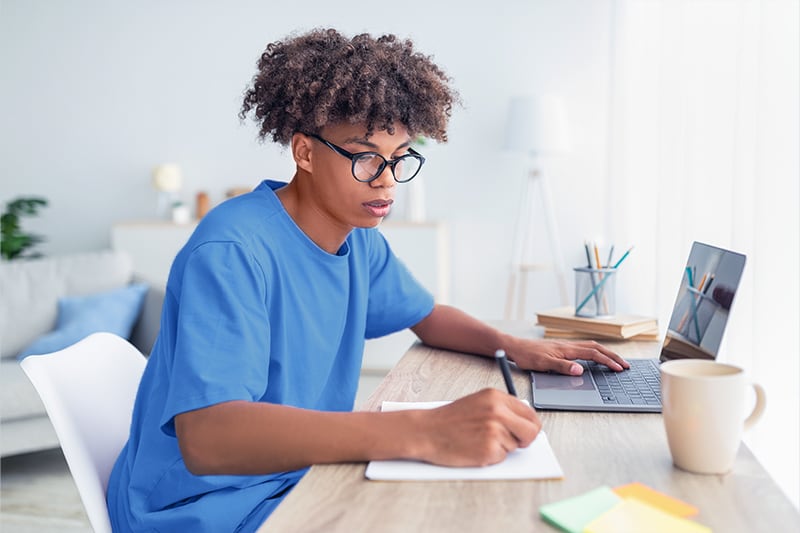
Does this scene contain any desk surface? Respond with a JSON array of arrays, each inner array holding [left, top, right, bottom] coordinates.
[[259, 324, 799, 532]]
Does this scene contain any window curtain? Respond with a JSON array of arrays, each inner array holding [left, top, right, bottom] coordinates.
[[608, 0, 799, 507]]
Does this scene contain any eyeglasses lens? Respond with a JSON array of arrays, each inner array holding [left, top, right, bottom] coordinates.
[[353, 154, 421, 182]]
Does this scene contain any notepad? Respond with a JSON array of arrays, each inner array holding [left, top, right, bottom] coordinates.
[[612, 482, 698, 517], [539, 486, 621, 533], [364, 400, 564, 481], [583, 498, 711, 533], [539, 483, 708, 533]]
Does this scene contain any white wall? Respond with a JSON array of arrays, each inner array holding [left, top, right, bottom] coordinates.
[[0, 0, 613, 319]]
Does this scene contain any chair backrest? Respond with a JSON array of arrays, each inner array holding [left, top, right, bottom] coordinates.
[[21, 332, 146, 533]]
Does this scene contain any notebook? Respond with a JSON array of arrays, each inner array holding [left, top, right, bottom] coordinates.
[[530, 241, 746, 413], [365, 401, 564, 480]]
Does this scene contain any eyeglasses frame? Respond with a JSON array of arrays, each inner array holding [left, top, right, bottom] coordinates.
[[305, 133, 425, 183]]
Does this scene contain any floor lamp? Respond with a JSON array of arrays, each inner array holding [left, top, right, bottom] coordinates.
[[504, 95, 570, 320]]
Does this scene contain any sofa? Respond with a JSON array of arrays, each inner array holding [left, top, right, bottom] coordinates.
[[0, 249, 164, 457]]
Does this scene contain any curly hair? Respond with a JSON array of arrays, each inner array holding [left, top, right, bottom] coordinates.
[[240, 28, 460, 145]]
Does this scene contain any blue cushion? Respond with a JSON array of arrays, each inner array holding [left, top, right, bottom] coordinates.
[[17, 283, 149, 359]]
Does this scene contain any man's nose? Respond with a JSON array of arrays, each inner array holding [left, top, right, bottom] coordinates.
[[369, 165, 396, 188]]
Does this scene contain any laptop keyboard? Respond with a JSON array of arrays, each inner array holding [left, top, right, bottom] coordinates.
[[587, 359, 662, 406]]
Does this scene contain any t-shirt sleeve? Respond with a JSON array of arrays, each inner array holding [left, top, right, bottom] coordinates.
[[160, 241, 271, 435], [364, 231, 434, 339]]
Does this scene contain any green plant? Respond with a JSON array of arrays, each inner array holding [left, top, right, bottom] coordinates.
[[1, 197, 48, 260]]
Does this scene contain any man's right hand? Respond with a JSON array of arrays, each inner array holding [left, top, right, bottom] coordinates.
[[409, 388, 542, 467]]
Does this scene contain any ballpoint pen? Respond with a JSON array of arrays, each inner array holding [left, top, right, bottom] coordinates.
[[702, 274, 715, 295], [494, 349, 517, 397]]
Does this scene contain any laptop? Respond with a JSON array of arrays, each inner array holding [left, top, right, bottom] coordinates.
[[530, 241, 746, 413]]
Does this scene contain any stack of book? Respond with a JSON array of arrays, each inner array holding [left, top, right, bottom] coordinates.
[[535, 306, 659, 341]]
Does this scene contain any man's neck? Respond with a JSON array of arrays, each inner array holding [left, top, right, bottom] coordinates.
[[275, 175, 351, 255]]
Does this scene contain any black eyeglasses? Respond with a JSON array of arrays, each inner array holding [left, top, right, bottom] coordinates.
[[306, 133, 425, 183]]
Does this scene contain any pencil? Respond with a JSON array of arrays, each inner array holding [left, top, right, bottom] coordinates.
[[494, 350, 517, 397], [676, 268, 694, 333], [612, 246, 633, 268], [593, 244, 602, 273], [696, 272, 708, 293], [593, 243, 609, 314], [583, 242, 601, 310], [683, 266, 702, 342]]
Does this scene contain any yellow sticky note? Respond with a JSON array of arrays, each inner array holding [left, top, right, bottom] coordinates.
[[584, 498, 711, 533], [613, 482, 698, 517]]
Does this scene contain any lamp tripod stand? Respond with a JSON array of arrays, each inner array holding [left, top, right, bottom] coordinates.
[[504, 162, 569, 320]]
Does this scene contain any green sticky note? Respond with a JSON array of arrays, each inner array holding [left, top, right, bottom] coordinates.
[[539, 486, 622, 533]]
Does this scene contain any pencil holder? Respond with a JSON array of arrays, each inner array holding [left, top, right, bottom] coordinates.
[[574, 267, 617, 318]]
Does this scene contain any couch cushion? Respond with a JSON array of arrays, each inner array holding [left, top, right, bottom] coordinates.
[[17, 282, 149, 358], [0, 250, 134, 359], [0, 359, 45, 421]]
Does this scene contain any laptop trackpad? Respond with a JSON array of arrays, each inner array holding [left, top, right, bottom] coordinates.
[[531, 371, 604, 408]]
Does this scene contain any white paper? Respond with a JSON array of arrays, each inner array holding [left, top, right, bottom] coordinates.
[[365, 401, 564, 481]]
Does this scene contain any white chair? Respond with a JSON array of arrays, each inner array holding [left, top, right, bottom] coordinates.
[[20, 332, 146, 533]]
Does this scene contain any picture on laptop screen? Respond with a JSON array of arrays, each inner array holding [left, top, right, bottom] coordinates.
[[659, 243, 746, 363]]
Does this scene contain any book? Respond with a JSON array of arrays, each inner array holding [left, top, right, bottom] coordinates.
[[364, 401, 564, 481], [542, 326, 661, 342], [535, 306, 658, 340]]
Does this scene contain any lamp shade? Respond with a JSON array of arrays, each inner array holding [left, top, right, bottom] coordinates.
[[504, 95, 570, 155], [151, 164, 183, 193]]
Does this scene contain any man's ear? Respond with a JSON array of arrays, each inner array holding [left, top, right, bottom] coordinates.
[[292, 133, 313, 173]]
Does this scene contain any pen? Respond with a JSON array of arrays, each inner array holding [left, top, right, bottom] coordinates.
[[583, 241, 594, 269], [494, 349, 517, 397], [702, 274, 715, 295]]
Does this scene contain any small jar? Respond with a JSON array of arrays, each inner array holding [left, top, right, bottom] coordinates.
[[196, 191, 210, 219]]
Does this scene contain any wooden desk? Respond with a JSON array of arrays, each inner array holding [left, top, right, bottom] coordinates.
[[259, 324, 799, 532]]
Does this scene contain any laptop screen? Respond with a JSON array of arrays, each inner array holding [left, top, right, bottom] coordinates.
[[659, 242, 746, 363]]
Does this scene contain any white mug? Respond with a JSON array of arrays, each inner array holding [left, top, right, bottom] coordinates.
[[660, 359, 766, 474]]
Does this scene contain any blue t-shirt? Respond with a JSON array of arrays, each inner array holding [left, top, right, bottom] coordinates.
[[107, 180, 434, 533]]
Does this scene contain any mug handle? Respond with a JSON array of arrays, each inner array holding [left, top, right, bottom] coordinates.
[[744, 383, 767, 431]]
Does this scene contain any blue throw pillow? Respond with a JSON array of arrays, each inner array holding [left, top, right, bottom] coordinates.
[[17, 283, 149, 359]]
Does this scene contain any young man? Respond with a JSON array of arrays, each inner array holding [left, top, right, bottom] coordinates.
[[107, 28, 628, 533]]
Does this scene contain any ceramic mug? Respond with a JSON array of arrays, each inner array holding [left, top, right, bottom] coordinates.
[[660, 359, 766, 474]]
